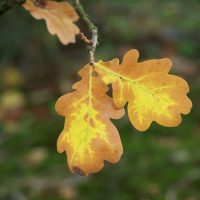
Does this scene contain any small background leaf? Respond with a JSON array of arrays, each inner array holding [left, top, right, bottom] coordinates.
[[23, 0, 80, 45]]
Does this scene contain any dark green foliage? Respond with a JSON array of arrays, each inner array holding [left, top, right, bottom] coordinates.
[[0, 0, 25, 14]]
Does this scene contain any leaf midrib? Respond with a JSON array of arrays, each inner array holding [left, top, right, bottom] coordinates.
[[95, 62, 176, 104]]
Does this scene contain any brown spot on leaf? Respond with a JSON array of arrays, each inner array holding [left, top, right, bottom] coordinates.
[[92, 71, 98, 77], [83, 115, 95, 127], [72, 166, 86, 176], [34, 0, 47, 8]]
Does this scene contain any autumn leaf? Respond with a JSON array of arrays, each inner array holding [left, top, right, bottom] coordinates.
[[55, 65, 125, 175], [95, 49, 192, 131], [23, 0, 80, 45]]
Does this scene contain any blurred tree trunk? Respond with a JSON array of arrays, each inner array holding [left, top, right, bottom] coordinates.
[[0, 0, 25, 14]]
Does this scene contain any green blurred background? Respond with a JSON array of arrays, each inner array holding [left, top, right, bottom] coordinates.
[[0, 0, 200, 199]]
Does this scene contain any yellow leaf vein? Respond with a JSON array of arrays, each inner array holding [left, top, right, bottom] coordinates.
[[95, 63, 176, 105]]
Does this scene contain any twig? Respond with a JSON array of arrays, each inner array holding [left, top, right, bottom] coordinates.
[[73, 0, 98, 66], [78, 32, 92, 45]]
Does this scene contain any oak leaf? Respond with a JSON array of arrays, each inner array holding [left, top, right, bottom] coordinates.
[[95, 49, 192, 131], [55, 65, 124, 175], [23, 0, 80, 45]]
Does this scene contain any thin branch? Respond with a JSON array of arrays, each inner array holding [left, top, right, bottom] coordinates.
[[73, 0, 98, 66], [78, 32, 92, 46]]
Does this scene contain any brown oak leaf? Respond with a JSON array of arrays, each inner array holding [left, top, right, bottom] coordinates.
[[23, 0, 80, 45]]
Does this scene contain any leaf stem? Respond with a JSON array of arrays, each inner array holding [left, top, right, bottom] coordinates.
[[73, 0, 98, 66]]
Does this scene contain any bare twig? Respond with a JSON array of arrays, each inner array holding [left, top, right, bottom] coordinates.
[[73, 0, 98, 66], [78, 32, 92, 45]]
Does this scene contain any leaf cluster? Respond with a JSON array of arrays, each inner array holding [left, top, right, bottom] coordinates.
[[6, 0, 193, 175]]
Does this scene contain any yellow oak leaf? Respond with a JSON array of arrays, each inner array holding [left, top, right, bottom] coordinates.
[[95, 49, 192, 131], [55, 65, 125, 175], [23, 0, 80, 45]]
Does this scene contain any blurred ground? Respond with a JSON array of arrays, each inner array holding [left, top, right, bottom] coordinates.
[[0, 0, 200, 200]]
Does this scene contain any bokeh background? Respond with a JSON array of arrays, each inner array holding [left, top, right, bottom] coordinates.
[[0, 0, 200, 199]]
